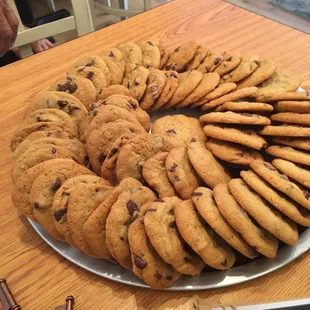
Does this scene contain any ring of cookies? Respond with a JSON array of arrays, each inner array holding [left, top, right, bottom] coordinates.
[[10, 41, 310, 289]]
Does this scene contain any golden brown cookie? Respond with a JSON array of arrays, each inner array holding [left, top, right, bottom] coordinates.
[[151, 114, 206, 148], [187, 138, 231, 189], [200, 87, 258, 111], [214, 183, 278, 258], [191, 82, 237, 108], [106, 186, 156, 269], [185, 45, 209, 71], [203, 125, 268, 150], [241, 169, 310, 227], [142, 152, 176, 198], [174, 199, 236, 269], [256, 70, 302, 97], [215, 101, 273, 113], [237, 59, 277, 89], [256, 92, 309, 102], [144, 197, 206, 275], [199, 111, 271, 125], [83, 178, 142, 260], [164, 70, 203, 108], [128, 203, 181, 289], [229, 178, 298, 245], [137, 41, 161, 69], [272, 137, 310, 151], [206, 139, 264, 166], [258, 125, 310, 137], [214, 52, 242, 76], [165, 147, 200, 199], [197, 51, 223, 73], [164, 41, 199, 72], [97, 85, 133, 100], [273, 101, 310, 113], [49, 75, 97, 110], [118, 43, 143, 76], [174, 72, 220, 108], [192, 187, 257, 258]]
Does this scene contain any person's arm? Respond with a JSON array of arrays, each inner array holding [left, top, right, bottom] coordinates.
[[0, 0, 19, 56]]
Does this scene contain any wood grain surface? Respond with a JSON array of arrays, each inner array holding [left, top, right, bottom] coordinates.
[[0, 0, 310, 309]]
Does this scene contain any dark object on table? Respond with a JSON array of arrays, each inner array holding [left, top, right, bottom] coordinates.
[[55, 296, 75, 310], [0, 278, 21, 310], [270, 0, 310, 21]]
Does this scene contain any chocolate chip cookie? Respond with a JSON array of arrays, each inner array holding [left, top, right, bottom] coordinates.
[[118, 43, 143, 76], [137, 41, 161, 69], [250, 161, 310, 211], [273, 101, 310, 114], [122, 66, 149, 101], [229, 178, 298, 245], [241, 169, 310, 227], [142, 152, 176, 198], [206, 139, 263, 166], [98, 85, 133, 100], [106, 186, 156, 269], [258, 125, 310, 137], [197, 51, 223, 73], [272, 137, 310, 151], [140, 69, 166, 111], [199, 111, 271, 125], [215, 101, 273, 113], [192, 187, 257, 258], [49, 75, 97, 110], [52, 175, 111, 247], [68, 183, 112, 256], [203, 125, 268, 150], [165, 41, 199, 72], [214, 52, 242, 76], [214, 183, 278, 258], [175, 199, 236, 269], [83, 178, 142, 260], [151, 114, 206, 148], [144, 197, 205, 275], [165, 147, 200, 199], [187, 138, 231, 189], [116, 133, 167, 183], [128, 203, 181, 289]]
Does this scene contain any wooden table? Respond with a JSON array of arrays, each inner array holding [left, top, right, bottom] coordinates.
[[1, 0, 310, 308]]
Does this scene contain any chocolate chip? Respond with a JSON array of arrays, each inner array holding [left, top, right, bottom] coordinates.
[[47, 132, 52, 137], [171, 72, 178, 78], [120, 236, 125, 241], [93, 110, 98, 117], [33, 202, 40, 209], [62, 191, 70, 196], [108, 148, 119, 158], [146, 208, 157, 213], [51, 147, 56, 154], [169, 209, 174, 215], [36, 116, 42, 122], [38, 125, 48, 131], [57, 82, 77, 94], [149, 85, 158, 93], [98, 153, 107, 164], [129, 101, 138, 110], [134, 80, 140, 86], [175, 46, 180, 52], [280, 174, 289, 181], [165, 275, 172, 281], [68, 105, 80, 114], [154, 271, 162, 280], [304, 190, 310, 200], [146, 41, 154, 46], [235, 152, 245, 157], [254, 60, 260, 65], [241, 113, 253, 117], [192, 192, 203, 197], [190, 138, 197, 143], [169, 163, 178, 172], [173, 176, 181, 183], [166, 128, 176, 134], [109, 51, 114, 57], [54, 209, 67, 221], [134, 255, 148, 269], [205, 66, 210, 73], [127, 200, 139, 216], [154, 199, 165, 203], [227, 56, 233, 62], [85, 60, 95, 66], [221, 258, 228, 267], [264, 163, 277, 171], [169, 221, 176, 229], [51, 178, 62, 191], [165, 64, 172, 70], [87, 71, 94, 80], [214, 57, 221, 65], [57, 100, 68, 109]]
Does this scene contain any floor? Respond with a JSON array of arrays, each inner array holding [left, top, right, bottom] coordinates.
[[31, 0, 170, 46], [225, 0, 310, 34]]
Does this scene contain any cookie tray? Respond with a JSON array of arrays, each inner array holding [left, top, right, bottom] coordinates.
[[29, 219, 310, 290]]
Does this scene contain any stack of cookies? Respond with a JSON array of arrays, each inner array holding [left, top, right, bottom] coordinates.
[[9, 40, 310, 290]]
